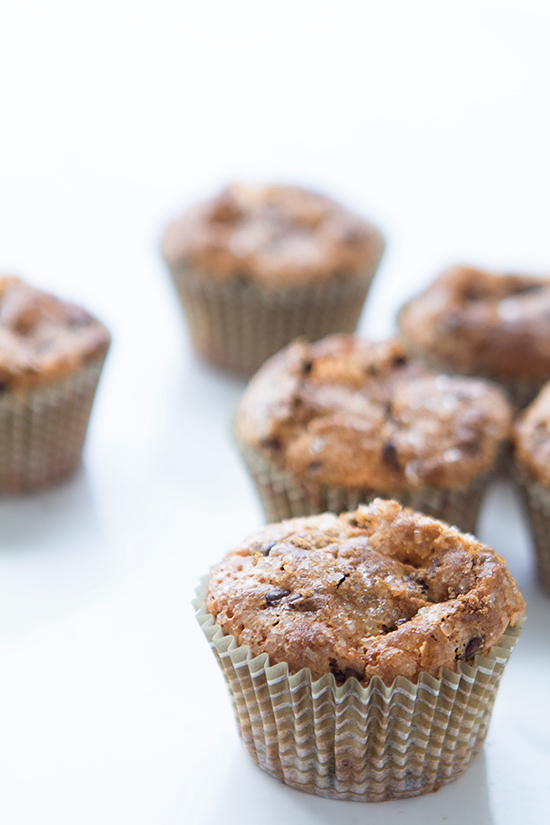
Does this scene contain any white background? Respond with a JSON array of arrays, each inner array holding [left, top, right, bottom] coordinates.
[[0, 2, 549, 823]]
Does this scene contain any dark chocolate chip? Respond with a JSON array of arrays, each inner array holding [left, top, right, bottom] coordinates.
[[329, 659, 364, 685], [265, 589, 290, 606], [302, 361, 313, 376], [381, 441, 400, 471], [464, 636, 484, 661], [260, 436, 282, 451]]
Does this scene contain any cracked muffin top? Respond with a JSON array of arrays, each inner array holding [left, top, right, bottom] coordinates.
[[206, 499, 525, 685], [398, 265, 550, 380], [0, 276, 110, 392], [515, 382, 550, 486], [236, 335, 512, 491], [161, 184, 384, 287]]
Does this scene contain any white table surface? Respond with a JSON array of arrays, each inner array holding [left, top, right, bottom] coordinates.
[[0, 2, 549, 823]]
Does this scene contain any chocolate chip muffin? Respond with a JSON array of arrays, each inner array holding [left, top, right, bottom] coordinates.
[[398, 264, 550, 408], [0, 276, 110, 492], [161, 184, 385, 374], [235, 334, 512, 532], [514, 382, 550, 593], [196, 499, 525, 801]]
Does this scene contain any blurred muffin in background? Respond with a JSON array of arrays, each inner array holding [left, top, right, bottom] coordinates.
[[514, 382, 550, 594], [161, 184, 385, 374], [235, 334, 512, 532], [398, 265, 550, 408], [0, 276, 110, 492]]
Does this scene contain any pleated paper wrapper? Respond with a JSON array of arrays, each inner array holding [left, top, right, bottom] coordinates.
[[0, 352, 108, 493], [165, 247, 383, 375], [516, 472, 550, 594], [195, 582, 523, 802], [237, 440, 489, 534]]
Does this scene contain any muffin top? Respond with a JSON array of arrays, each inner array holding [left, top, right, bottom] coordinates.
[[398, 265, 550, 380], [207, 499, 525, 686], [515, 382, 550, 485], [236, 335, 512, 491], [162, 184, 384, 286], [0, 276, 110, 392]]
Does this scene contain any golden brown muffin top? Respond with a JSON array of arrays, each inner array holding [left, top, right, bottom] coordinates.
[[162, 184, 384, 286], [398, 265, 550, 380], [0, 276, 110, 392], [515, 382, 550, 485], [236, 335, 512, 491], [207, 499, 525, 686]]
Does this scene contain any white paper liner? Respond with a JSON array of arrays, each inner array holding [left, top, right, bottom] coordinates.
[[237, 440, 489, 533], [166, 252, 383, 374], [195, 580, 524, 802], [515, 472, 550, 594], [0, 352, 108, 493]]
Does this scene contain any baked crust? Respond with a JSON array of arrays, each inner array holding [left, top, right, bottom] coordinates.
[[398, 265, 550, 380], [162, 184, 384, 287], [515, 382, 550, 485], [0, 277, 110, 392], [206, 499, 525, 686], [236, 335, 512, 491]]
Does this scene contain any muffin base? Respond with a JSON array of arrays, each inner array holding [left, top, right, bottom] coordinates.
[[237, 441, 489, 533], [0, 353, 108, 493], [195, 581, 523, 802], [166, 253, 383, 375], [516, 475, 550, 594]]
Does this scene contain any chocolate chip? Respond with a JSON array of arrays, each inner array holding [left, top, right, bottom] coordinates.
[[260, 436, 281, 451], [464, 636, 484, 661], [392, 355, 407, 368], [260, 541, 277, 556], [329, 659, 364, 684], [302, 361, 313, 376], [381, 441, 400, 471], [265, 589, 290, 606]]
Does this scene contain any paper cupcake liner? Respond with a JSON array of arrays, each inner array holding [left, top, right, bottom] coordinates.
[[237, 441, 489, 533], [195, 581, 523, 802], [166, 252, 383, 375], [0, 353, 108, 493], [515, 473, 550, 594]]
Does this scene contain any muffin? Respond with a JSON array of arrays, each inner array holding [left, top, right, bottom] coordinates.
[[0, 276, 110, 492], [514, 382, 550, 593], [235, 335, 512, 532], [398, 264, 550, 408], [196, 499, 525, 801], [161, 184, 385, 374]]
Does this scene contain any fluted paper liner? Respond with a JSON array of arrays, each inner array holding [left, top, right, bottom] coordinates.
[[0, 352, 108, 493], [237, 440, 489, 533], [195, 581, 523, 802], [515, 472, 550, 594], [166, 250, 383, 374]]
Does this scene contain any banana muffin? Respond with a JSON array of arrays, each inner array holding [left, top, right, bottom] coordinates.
[[398, 264, 550, 408], [162, 184, 385, 374], [197, 499, 525, 801], [0, 276, 110, 492], [514, 382, 550, 593], [235, 334, 512, 531]]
